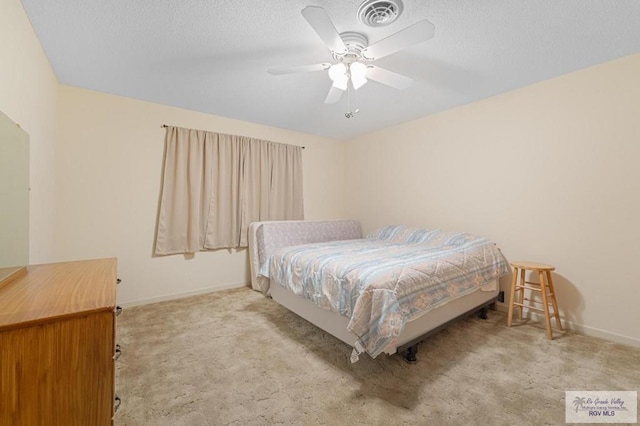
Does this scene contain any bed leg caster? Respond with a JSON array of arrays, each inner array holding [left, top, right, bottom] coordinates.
[[479, 306, 489, 320], [404, 345, 418, 363]]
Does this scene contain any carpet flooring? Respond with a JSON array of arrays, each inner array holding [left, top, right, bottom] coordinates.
[[115, 287, 639, 425]]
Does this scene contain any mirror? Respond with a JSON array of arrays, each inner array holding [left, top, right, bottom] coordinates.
[[0, 110, 29, 283]]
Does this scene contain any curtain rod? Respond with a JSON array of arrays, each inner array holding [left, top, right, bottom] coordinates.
[[161, 124, 305, 149]]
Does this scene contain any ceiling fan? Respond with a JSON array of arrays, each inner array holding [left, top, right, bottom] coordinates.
[[267, 5, 435, 106]]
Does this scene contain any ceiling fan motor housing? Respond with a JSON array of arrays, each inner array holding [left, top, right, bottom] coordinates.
[[357, 0, 403, 27], [333, 32, 369, 63]]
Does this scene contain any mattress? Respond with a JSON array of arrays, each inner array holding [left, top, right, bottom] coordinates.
[[261, 225, 510, 358]]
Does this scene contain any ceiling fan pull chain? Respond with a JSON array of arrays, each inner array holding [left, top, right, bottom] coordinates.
[[345, 81, 360, 119], [345, 82, 353, 118]]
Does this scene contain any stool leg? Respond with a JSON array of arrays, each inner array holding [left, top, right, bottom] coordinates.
[[517, 268, 526, 320], [546, 270, 563, 331], [539, 271, 553, 340], [507, 267, 518, 327]]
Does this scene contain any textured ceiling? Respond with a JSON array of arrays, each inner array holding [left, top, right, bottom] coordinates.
[[21, 0, 640, 140]]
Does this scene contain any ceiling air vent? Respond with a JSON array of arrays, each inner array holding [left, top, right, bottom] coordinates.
[[357, 0, 403, 27]]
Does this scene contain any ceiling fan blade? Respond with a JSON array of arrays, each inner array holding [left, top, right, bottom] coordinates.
[[324, 84, 344, 104], [301, 6, 347, 54], [362, 19, 435, 60], [267, 63, 331, 75], [366, 66, 413, 90]]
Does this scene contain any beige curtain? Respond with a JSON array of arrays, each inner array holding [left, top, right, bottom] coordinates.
[[155, 126, 303, 255]]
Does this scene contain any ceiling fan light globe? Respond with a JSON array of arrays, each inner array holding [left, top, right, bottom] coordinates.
[[350, 62, 368, 90], [333, 80, 348, 91], [350, 62, 368, 78], [328, 63, 346, 81], [352, 76, 368, 90]]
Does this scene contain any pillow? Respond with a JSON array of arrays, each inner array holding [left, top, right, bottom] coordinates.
[[368, 225, 490, 249], [366, 225, 437, 244]]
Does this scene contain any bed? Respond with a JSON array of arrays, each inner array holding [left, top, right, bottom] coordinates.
[[249, 221, 509, 362]]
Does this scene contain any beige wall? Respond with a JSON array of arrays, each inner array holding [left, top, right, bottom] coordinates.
[[56, 86, 347, 305], [0, 0, 59, 263], [345, 54, 640, 346]]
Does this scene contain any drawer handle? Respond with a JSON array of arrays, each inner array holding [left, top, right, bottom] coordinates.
[[115, 395, 121, 412], [116, 306, 123, 316], [115, 344, 122, 361]]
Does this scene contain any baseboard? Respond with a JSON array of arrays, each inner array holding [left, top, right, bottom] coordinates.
[[119, 281, 249, 308], [494, 302, 640, 349]]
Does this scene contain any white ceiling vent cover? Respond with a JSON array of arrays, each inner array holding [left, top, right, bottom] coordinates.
[[357, 0, 404, 27]]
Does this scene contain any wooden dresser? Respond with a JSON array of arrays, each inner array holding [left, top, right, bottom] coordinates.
[[0, 258, 118, 425]]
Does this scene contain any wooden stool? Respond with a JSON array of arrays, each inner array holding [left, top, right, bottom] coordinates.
[[507, 261, 563, 339]]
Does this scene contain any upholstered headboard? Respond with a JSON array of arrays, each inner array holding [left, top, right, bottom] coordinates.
[[248, 220, 362, 294]]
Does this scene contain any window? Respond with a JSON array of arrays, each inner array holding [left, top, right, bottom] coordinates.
[[154, 126, 303, 255]]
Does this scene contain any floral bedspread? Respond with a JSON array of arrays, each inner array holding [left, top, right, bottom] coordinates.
[[260, 225, 509, 359]]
